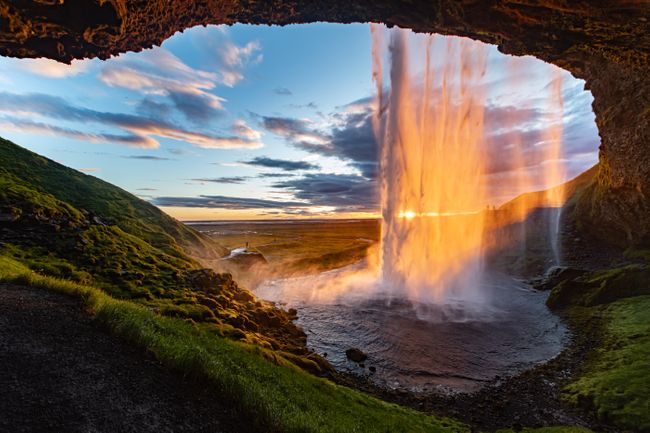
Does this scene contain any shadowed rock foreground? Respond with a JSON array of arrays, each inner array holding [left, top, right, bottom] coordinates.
[[0, 283, 251, 433]]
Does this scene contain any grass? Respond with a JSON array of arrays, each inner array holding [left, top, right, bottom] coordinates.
[[0, 254, 467, 433], [563, 296, 650, 432], [543, 263, 650, 431], [546, 264, 650, 309], [624, 247, 650, 262], [496, 429, 594, 433], [0, 254, 595, 433], [0, 138, 218, 299], [0, 137, 226, 259]]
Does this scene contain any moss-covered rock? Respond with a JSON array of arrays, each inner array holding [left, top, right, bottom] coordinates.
[[547, 265, 650, 309]]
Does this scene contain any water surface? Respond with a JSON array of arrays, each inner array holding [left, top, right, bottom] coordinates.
[[256, 267, 567, 393]]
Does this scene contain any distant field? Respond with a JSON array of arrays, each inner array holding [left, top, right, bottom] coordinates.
[[189, 219, 380, 276]]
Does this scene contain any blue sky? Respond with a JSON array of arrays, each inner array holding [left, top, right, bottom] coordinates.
[[0, 24, 599, 220]]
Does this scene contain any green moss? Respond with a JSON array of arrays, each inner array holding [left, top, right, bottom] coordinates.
[[624, 247, 650, 262], [563, 296, 650, 431], [0, 138, 225, 300], [547, 265, 650, 308], [0, 171, 85, 224], [496, 428, 594, 433], [159, 302, 216, 321], [0, 137, 226, 259]]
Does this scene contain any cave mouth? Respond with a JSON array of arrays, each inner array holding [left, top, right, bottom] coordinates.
[[0, 1, 647, 247], [0, 21, 603, 393]]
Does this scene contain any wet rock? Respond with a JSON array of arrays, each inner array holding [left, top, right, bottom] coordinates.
[[345, 348, 367, 363], [531, 266, 587, 291], [224, 250, 268, 268], [234, 289, 255, 303], [187, 269, 228, 294]]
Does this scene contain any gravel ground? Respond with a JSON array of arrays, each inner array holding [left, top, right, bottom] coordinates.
[[0, 283, 253, 433]]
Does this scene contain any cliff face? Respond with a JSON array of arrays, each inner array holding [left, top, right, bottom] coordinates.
[[0, 0, 648, 246]]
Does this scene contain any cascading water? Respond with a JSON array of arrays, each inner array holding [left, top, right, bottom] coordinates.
[[543, 69, 566, 266], [372, 27, 490, 303], [254, 26, 576, 392], [371, 26, 568, 302]]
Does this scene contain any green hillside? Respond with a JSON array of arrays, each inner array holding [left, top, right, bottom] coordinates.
[[0, 138, 318, 367], [0, 137, 226, 260]]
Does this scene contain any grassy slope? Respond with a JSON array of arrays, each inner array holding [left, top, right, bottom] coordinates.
[[0, 255, 593, 433], [0, 255, 466, 433], [0, 137, 227, 297], [0, 138, 316, 363], [498, 165, 599, 214], [563, 297, 650, 431], [544, 261, 650, 431], [0, 137, 226, 259], [0, 147, 201, 298]]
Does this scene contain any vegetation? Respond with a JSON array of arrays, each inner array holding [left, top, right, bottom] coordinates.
[[496, 429, 593, 433], [0, 137, 226, 260], [563, 297, 650, 431], [543, 261, 650, 432], [546, 264, 650, 308], [0, 138, 319, 366], [624, 247, 650, 262], [0, 254, 467, 433]]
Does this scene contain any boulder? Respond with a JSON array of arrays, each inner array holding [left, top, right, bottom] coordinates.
[[531, 266, 588, 291], [187, 268, 228, 294], [345, 348, 367, 363]]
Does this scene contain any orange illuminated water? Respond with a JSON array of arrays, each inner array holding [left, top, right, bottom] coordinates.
[[249, 27, 574, 393], [372, 27, 489, 302], [371, 26, 567, 303]]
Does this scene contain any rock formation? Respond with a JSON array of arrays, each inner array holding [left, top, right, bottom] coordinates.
[[0, 0, 648, 246]]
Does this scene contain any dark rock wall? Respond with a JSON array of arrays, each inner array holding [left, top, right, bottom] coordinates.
[[0, 0, 648, 245]]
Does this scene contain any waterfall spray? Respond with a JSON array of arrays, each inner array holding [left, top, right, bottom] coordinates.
[[543, 70, 566, 265], [372, 27, 490, 303]]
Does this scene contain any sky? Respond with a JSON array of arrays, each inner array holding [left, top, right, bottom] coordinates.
[[0, 23, 600, 220]]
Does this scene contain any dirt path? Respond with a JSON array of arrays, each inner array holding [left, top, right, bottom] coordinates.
[[0, 283, 252, 433]]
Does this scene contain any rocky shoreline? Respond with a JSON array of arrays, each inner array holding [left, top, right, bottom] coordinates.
[[331, 306, 613, 432], [325, 221, 635, 432]]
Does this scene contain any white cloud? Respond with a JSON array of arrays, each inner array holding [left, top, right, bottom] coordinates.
[[0, 92, 264, 150], [218, 41, 263, 86], [10, 58, 92, 78], [221, 41, 262, 67], [98, 49, 225, 110]]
